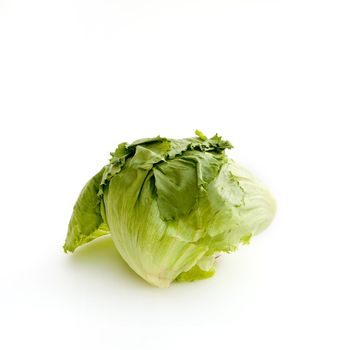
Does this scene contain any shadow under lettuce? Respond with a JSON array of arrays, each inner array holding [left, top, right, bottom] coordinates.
[[65, 235, 149, 288]]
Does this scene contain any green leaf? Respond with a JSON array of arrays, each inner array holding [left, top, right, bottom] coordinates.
[[153, 158, 198, 221], [63, 168, 109, 253], [176, 265, 216, 282]]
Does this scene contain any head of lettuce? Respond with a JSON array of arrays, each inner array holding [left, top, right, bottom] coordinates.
[[64, 131, 275, 288]]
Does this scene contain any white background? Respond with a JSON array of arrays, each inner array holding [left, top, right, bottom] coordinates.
[[1, 0, 349, 349]]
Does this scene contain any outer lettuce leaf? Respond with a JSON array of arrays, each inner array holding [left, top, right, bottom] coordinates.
[[153, 158, 198, 220], [175, 265, 216, 282], [63, 168, 109, 253], [176, 254, 216, 282]]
